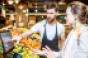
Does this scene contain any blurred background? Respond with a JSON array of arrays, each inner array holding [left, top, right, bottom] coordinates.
[[0, 0, 88, 29], [0, 0, 88, 58]]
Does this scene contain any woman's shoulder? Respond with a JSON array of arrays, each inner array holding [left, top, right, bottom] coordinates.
[[81, 25, 88, 33], [80, 25, 88, 39]]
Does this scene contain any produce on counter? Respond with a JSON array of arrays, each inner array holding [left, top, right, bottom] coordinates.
[[10, 28, 41, 58], [0, 28, 41, 58]]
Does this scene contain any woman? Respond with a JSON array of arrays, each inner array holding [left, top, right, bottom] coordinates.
[[61, 1, 88, 58], [34, 1, 88, 58]]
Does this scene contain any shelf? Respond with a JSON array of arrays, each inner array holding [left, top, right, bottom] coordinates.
[[6, 13, 65, 15]]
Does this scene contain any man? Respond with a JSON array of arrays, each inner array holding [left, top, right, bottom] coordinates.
[[13, 4, 65, 58]]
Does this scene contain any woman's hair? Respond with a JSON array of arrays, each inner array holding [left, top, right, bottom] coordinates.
[[68, 1, 88, 24]]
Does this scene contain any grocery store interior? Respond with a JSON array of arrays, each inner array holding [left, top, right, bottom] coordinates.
[[0, 0, 88, 58]]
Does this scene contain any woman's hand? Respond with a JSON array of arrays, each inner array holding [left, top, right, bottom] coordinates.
[[42, 46, 56, 58], [33, 49, 46, 55], [33, 46, 56, 58]]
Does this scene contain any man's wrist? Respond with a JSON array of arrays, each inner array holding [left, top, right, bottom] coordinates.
[[19, 35, 23, 40]]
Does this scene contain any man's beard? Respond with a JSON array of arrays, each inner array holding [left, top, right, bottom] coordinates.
[[47, 19, 55, 23], [47, 17, 56, 23]]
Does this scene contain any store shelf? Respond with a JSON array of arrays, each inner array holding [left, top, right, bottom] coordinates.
[[6, 13, 65, 15], [28, 13, 65, 15]]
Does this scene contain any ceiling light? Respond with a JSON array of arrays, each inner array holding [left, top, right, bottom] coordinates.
[[14, 0, 20, 4], [7, 0, 14, 5]]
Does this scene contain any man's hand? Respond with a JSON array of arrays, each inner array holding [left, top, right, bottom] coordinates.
[[12, 36, 22, 44]]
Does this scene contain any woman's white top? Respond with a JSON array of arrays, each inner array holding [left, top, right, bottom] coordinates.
[[61, 25, 88, 58]]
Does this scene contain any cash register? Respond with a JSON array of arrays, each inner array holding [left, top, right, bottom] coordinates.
[[0, 30, 14, 58]]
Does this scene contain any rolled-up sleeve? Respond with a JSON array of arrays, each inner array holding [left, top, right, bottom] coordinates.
[[30, 23, 40, 33], [58, 24, 65, 40], [61, 26, 65, 38]]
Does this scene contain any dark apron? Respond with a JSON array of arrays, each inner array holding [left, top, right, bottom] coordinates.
[[40, 22, 60, 58]]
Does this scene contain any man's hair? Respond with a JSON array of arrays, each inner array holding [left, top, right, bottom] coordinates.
[[47, 3, 57, 11]]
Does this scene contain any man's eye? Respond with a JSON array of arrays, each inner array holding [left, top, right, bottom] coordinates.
[[47, 13, 54, 14]]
